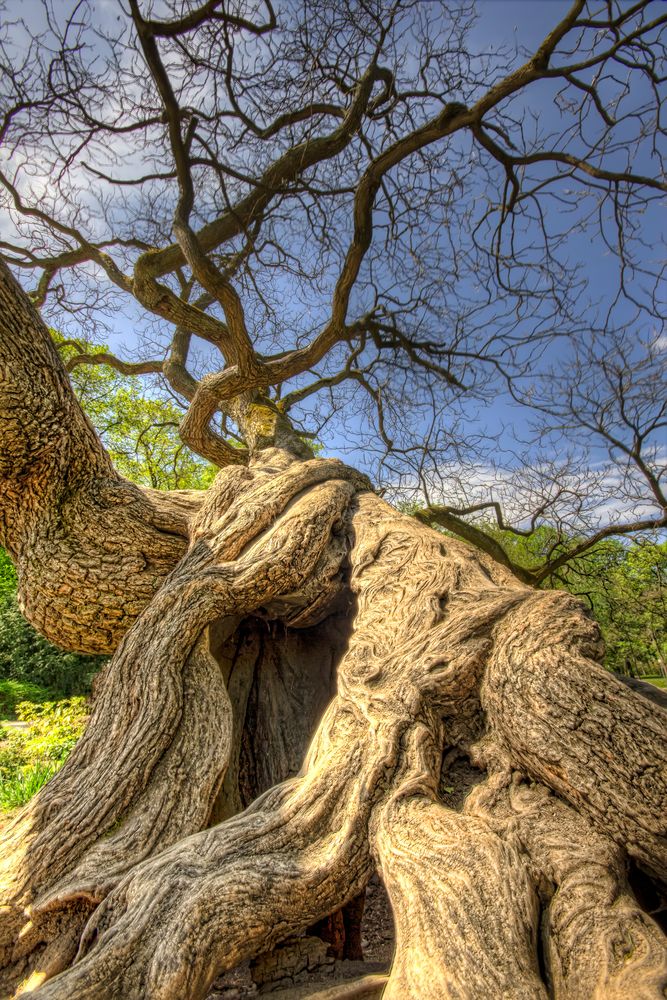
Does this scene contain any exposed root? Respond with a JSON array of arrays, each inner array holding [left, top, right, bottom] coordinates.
[[375, 794, 546, 999], [1, 483, 665, 998], [467, 775, 667, 999], [0, 459, 361, 991], [30, 703, 378, 999]]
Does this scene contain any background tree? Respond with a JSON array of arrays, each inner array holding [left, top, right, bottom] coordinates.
[[57, 334, 218, 490], [406, 326, 666, 584], [586, 538, 667, 677], [0, 1, 665, 997]]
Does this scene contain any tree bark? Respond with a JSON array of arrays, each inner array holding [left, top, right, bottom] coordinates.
[[0, 261, 665, 997], [0, 482, 663, 998], [466, 774, 667, 999], [0, 259, 201, 654]]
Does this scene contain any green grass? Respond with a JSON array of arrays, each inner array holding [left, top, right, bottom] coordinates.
[[644, 676, 666, 688], [0, 760, 59, 810]]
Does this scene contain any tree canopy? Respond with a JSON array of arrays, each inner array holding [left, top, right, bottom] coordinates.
[[0, 0, 664, 564], [55, 334, 218, 490]]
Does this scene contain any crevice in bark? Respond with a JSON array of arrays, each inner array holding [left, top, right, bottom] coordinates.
[[309, 891, 367, 962], [207, 618, 259, 824], [208, 611, 350, 821], [628, 861, 667, 936], [238, 614, 348, 805], [437, 746, 486, 810], [535, 905, 552, 1000]]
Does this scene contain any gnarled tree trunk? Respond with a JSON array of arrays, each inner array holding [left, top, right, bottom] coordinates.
[[0, 262, 665, 998]]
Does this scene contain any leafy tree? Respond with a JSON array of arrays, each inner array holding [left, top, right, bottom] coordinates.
[[0, 3, 665, 998], [461, 526, 667, 676], [591, 540, 667, 677], [56, 334, 218, 490]]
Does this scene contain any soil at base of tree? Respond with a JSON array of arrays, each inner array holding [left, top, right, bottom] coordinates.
[[206, 874, 394, 999]]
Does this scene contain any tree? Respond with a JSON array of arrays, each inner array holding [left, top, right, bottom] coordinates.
[[0, 2, 666, 997], [0, 347, 216, 697], [587, 538, 667, 677], [408, 326, 667, 585], [57, 335, 219, 490]]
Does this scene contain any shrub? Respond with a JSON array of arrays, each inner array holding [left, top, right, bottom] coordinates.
[[15, 698, 88, 762], [0, 679, 51, 719], [0, 589, 104, 695], [0, 738, 27, 782], [0, 697, 88, 811], [0, 761, 59, 811]]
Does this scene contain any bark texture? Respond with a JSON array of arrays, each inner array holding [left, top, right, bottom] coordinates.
[[0, 454, 362, 986], [0, 483, 663, 998], [374, 797, 546, 999], [466, 775, 667, 999], [0, 259, 200, 653]]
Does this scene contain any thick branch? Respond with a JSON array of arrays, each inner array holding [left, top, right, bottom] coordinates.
[[139, 0, 276, 39], [64, 351, 164, 377], [0, 259, 200, 652], [480, 590, 667, 879], [468, 775, 667, 999], [415, 506, 538, 586], [131, 0, 259, 373]]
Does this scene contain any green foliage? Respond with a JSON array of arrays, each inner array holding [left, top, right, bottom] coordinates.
[[54, 333, 217, 490], [0, 697, 88, 811], [0, 680, 51, 719], [471, 524, 667, 677], [0, 550, 16, 595], [580, 539, 667, 677], [15, 697, 88, 758], [0, 556, 103, 695], [0, 762, 59, 811], [84, 378, 217, 490]]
